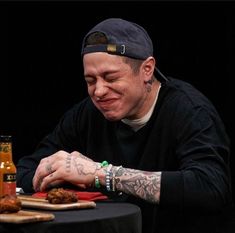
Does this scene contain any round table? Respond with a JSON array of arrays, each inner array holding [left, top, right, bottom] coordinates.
[[0, 202, 142, 233]]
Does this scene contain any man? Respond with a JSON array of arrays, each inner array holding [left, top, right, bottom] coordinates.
[[17, 18, 232, 233]]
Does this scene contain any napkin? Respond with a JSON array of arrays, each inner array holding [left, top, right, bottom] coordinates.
[[32, 190, 108, 201]]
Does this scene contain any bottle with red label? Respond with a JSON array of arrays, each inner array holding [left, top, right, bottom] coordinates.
[[0, 135, 16, 197]]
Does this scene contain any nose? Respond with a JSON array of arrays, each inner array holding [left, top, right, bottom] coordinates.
[[94, 79, 108, 98]]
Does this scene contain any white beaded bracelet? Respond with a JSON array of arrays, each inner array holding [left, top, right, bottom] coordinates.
[[105, 164, 113, 191]]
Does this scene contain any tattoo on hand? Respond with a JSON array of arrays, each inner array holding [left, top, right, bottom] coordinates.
[[78, 153, 93, 161], [46, 163, 52, 173], [66, 153, 72, 173], [73, 156, 96, 176], [46, 161, 54, 177]]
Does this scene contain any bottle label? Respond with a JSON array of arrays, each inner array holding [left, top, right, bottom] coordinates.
[[2, 173, 16, 195], [3, 173, 16, 182], [0, 144, 10, 153]]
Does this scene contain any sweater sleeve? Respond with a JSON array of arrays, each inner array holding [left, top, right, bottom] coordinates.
[[159, 106, 232, 213], [16, 101, 87, 193]]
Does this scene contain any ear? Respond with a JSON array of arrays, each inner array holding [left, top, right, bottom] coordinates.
[[141, 57, 156, 82]]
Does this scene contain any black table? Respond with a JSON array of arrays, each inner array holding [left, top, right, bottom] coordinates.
[[0, 202, 142, 233]]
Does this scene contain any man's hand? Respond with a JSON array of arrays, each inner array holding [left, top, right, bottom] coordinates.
[[32, 150, 99, 192]]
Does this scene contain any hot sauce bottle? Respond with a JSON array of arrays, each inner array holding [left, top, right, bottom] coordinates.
[[0, 135, 16, 197]]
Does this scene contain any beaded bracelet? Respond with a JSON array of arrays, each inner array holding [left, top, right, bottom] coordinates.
[[101, 160, 109, 167], [94, 161, 109, 189], [97, 160, 109, 169], [94, 175, 101, 188], [105, 164, 113, 192]]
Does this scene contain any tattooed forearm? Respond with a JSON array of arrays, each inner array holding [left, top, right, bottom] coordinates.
[[114, 167, 161, 204]]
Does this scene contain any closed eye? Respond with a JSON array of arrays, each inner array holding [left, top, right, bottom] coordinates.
[[104, 76, 118, 83], [104, 73, 120, 83], [84, 76, 96, 85]]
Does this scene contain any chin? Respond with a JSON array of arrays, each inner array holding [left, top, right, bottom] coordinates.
[[103, 112, 122, 122]]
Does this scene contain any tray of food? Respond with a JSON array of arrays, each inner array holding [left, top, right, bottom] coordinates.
[[18, 188, 96, 210], [0, 210, 55, 224], [0, 194, 55, 223]]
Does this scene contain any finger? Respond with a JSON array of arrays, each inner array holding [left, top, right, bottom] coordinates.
[[33, 165, 44, 191], [33, 173, 44, 192], [39, 170, 62, 191], [45, 161, 55, 174], [75, 184, 87, 189], [33, 159, 56, 191]]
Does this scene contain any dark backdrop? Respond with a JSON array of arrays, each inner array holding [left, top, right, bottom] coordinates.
[[3, 1, 235, 198]]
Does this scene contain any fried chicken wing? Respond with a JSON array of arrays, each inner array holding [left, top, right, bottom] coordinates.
[[46, 188, 78, 204], [0, 194, 22, 214]]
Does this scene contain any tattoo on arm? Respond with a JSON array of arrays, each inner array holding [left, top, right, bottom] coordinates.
[[115, 167, 161, 204]]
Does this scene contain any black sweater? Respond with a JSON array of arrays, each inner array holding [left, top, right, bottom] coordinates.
[[17, 77, 232, 233]]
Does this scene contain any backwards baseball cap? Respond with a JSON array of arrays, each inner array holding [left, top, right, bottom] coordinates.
[[81, 18, 153, 60]]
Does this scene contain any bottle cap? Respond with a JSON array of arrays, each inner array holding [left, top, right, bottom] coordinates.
[[0, 135, 12, 142]]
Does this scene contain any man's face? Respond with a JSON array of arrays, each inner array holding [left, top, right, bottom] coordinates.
[[83, 52, 149, 121]]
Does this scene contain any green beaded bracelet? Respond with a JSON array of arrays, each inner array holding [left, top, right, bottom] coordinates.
[[101, 160, 109, 167], [95, 175, 101, 188], [97, 160, 109, 169], [94, 161, 109, 188]]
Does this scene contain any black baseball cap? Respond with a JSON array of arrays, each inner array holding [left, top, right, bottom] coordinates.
[[81, 18, 153, 60]]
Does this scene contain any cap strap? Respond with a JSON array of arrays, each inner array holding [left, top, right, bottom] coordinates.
[[82, 44, 125, 55], [82, 44, 147, 60]]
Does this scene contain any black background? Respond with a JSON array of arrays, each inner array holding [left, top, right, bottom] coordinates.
[[2, 1, 235, 199]]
